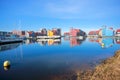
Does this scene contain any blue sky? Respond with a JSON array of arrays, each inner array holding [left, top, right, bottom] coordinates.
[[0, 0, 120, 33]]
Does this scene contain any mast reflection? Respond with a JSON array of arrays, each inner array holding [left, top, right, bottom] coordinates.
[[0, 43, 21, 51]]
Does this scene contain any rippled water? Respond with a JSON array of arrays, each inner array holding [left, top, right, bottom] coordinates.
[[0, 37, 120, 80]]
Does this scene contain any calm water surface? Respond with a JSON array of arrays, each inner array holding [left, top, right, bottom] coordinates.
[[0, 37, 120, 80]]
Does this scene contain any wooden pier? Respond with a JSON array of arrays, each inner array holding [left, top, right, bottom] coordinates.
[[37, 36, 61, 39], [0, 39, 23, 45]]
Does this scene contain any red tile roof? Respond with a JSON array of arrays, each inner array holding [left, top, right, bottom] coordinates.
[[28, 31, 33, 34], [117, 29, 120, 32]]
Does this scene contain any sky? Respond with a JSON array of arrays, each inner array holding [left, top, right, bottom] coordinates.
[[0, 0, 120, 33]]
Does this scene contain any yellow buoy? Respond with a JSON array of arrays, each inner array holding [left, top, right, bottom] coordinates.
[[3, 61, 10, 67]]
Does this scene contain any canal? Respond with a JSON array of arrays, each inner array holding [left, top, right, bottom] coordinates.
[[0, 37, 120, 80]]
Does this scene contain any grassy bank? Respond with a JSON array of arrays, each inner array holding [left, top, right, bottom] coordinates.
[[49, 50, 120, 80], [77, 50, 120, 80], [90, 50, 120, 80]]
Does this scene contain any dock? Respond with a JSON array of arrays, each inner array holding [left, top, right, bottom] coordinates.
[[0, 39, 23, 45], [37, 38, 61, 42], [37, 36, 61, 39]]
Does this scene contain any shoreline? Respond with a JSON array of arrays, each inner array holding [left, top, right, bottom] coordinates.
[[76, 50, 120, 80], [49, 50, 120, 80]]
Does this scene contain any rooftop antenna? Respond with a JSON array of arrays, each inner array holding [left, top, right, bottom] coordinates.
[[18, 20, 21, 31], [18, 20, 23, 60]]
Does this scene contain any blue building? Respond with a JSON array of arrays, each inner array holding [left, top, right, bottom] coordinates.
[[102, 26, 114, 36]]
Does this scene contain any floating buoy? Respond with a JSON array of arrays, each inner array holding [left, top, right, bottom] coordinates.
[[3, 60, 10, 67]]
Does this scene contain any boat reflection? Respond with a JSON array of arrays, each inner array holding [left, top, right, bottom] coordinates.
[[0, 43, 21, 52], [37, 39, 61, 46], [88, 38, 114, 48]]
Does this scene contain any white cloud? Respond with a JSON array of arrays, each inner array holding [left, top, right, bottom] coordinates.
[[46, 3, 80, 14], [7, 0, 119, 19], [43, 0, 120, 19]]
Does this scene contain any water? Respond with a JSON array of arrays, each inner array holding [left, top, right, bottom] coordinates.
[[0, 37, 120, 80]]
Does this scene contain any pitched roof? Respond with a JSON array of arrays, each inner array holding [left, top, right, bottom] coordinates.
[[117, 29, 120, 32]]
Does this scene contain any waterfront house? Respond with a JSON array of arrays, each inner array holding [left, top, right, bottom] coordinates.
[[70, 28, 80, 37], [64, 32, 70, 41], [57, 28, 61, 36], [116, 29, 120, 36], [52, 28, 61, 36], [26, 31, 35, 38], [88, 31, 96, 37], [47, 28, 61, 37], [35, 32, 42, 37], [21, 31, 26, 38], [6, 34, 19, 40], [64, 28, 86, 37], [79, 29, 86, 36], [47, 30, 54, 37], [88, 31, 94, 35], [101, 27, 114, 36], [88, 31, 96, 36], [88, 29, 102, 37], [37, 28, 61, 39], [12, 30, 21, 36], [88, 26, 114, 37], [0, 31, 8, 40], [0, 31, 16, 40], [12, 30, 26, 38], [41, 28, 47, 36]]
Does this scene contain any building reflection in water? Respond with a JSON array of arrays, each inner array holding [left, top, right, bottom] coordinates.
[[37, 39, 61, 46], [25, 39, 36, 44], [115, 37, 120, 44], [64, 36, 70, 41], [38, 41, 47, 46], [25, 37, 86, 46], [64, 36, 86, 47], [70, 37, 83, 47], [100, 38, 114, 48], [88, 37, 115, 48], [0, 43, 21, 52]]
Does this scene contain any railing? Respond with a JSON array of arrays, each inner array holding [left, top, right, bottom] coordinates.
[[37, 36, 61, 39], [0, 38, 23, 43]]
